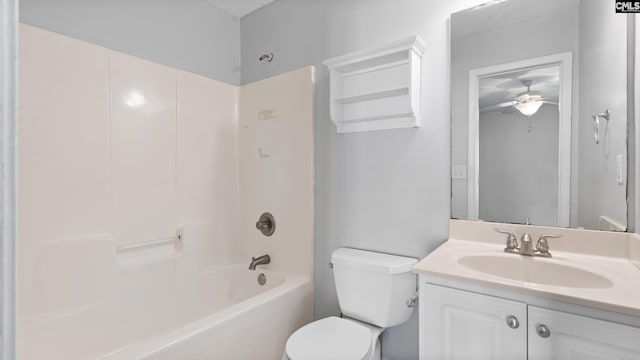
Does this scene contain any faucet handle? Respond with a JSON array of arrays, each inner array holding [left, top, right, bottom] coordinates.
[[535, 234, 563, 257], [539, 234, 563, 241], [495, 228, 518, 253]]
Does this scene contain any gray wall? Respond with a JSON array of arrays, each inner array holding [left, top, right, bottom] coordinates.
[[241, 1, 484, 358], [20, 0, 241, 84], [479, 106, 559, 226], [577, 0, 628, 230]]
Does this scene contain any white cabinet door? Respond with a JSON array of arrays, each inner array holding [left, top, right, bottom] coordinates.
[[423, 284, 527, 360], [529, 306, 640, 360]]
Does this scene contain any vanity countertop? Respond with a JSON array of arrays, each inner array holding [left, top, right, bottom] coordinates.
[[415, 220, 640, 318]]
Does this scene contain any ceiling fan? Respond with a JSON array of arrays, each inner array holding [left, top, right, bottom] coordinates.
[[480, 80, 557, 116]]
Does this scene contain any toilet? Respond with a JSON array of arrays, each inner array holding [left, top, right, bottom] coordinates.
[[284, 247, 418, 360]]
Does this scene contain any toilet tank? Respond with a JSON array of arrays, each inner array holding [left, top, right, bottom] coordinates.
[[331, 247, 418, 328]]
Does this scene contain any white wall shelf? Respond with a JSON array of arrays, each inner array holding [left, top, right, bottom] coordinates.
[[323, 36, 426, 134], [336, 87, 409, 104]]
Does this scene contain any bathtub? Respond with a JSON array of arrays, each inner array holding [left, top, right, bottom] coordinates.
[[100, 266, 313, 360], [19, 255, 313, 360]]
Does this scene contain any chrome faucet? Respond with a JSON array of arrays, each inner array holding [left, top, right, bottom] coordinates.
[[249, 254, 271, 270], [519, 233, 534, 256], [495, 229, 563, 258]]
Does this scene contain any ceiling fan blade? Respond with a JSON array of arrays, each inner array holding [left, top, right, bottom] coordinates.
[[514, 94, 529, 103], [515, 94, 541, 102], [542, 100, 558, 106], [480, 101, 517, 112]]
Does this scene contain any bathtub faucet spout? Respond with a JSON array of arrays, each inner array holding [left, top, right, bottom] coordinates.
[[249, 254, 271, 270]]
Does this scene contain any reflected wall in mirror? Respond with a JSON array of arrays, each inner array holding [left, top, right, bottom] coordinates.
[[476, 62, 567, 226], [451, 0, 629, 231]]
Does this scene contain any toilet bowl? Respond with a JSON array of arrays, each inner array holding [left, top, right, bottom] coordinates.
[[283, 247, 418, 360], [283, 316, 383, 360]]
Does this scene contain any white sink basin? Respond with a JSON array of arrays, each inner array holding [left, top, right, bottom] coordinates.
[[458, 255, 613, 289]]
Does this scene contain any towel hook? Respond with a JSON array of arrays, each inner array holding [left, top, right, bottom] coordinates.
[[592, 109, 610, 144]]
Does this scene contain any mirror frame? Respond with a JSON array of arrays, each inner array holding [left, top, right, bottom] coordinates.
[[467, 52, 573, 226]]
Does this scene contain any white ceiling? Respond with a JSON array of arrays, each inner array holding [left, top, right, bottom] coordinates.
[[451, 0, 580, 40], [205, 0, 276, 18], [479, 66, 560, 110]]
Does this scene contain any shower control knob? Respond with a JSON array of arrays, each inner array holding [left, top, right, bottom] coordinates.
[[536, 324, 551, 338], [505, 315, 519, 329], [255, 212, 276, 236]]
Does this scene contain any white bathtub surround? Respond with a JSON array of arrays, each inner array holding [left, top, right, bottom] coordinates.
[[239, 67, 315, 278], [18, 24, 112, 255], [109, 51, 179, 245], [176, 70, 239, 228], [415, 219, 640, 317], [19, 225, 312, 359], [18, 24, 314, 359]]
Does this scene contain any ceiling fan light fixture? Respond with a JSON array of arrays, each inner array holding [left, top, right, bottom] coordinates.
[[515, 100, 543, 116]]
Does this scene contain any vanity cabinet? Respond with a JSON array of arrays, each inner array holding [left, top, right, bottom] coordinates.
[[528, 306, 640, 360], [421, 284, 640, 360], [423, 284, 527, 359]]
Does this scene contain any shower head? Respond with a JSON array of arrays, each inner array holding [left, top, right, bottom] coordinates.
[[259, 53, 274, 62]]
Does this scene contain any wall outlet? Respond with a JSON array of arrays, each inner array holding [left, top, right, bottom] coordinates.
[[452, 165, 467, 180]]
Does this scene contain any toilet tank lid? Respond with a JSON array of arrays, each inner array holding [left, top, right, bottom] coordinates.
[[331, 248, 418, 274]]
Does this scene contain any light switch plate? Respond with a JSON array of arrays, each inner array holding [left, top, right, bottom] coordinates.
[[452, 165, 467, 180], [616, 154, 625, 185]]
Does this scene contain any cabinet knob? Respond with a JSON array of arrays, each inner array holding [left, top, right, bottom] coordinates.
[[505, 315, 519, 329], [536, 324, 551, 338]]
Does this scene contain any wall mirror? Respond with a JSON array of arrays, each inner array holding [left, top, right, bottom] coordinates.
[[451, 0, 630, 231]]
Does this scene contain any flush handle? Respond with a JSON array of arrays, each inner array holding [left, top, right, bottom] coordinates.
[[505, 315, 519, 329], [406, 293, 418, 308], [536, 324, 551, 338]]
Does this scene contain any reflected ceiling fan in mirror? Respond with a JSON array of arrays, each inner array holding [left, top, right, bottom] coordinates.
[[513, 80, 544, 116], [480, 79, 557, 116]]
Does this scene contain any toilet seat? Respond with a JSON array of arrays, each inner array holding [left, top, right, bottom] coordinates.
[[285, 316, 373, 360]]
